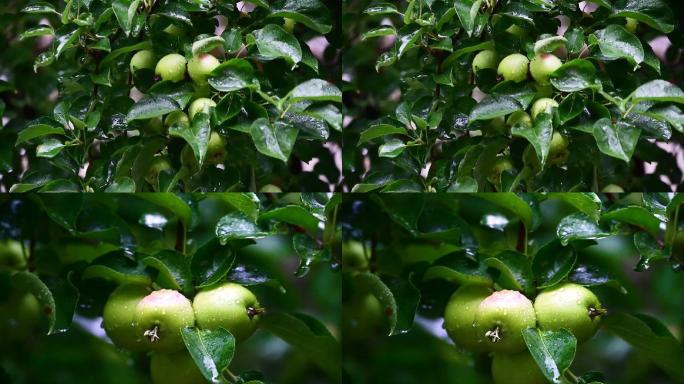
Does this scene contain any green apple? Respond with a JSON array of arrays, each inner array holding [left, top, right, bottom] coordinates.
[[342, 241, 368, 270], [150, 351, 206, 384], [135, 289, 195, 352], [163, 24, 185, 37], [497, 53, 529, 82], [548, 132, 569, 166], [472, 50, 498, 72], [483, 117, 507, 135], [529, 54, 562, 85], [142, 117, 166, 136], [102, 284, 151, 351], [259, 184, 282, 193], [180, 145, 200, 173], [343, 292, 384, 340], [505, 24, 528, 38], [625, 17, 638, 33], [506, 111, 532, 128], [601, 184, 624, 193], [492, 351, 547, 384], [155, 53, 187, 83], [130, 50, 156, 73], [188, 98, 217, 120], [165, 111, 190, 128], [444, 284, 492, 352], [0, 239, 26, 270], [205, 132, 227, 165], [534, 283, 605, 342], [474, 290, 536, 353], [146, 156, 172, 186], [487, 156, 513, 186], [283, 18, 297, 33], [530, 98, 559, 121], [187, 54, 220, 85], [0, 290, 40, 340], [192, 282, 263, 342]]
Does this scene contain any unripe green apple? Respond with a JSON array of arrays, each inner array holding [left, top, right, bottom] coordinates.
[[497, 53, 529, 82], [506, 111, 532, 128], [530, 98, 559, 120], [146, 156, 172, 186], [529, 54, 562, 85], [142, 117, 166, 136], [601, 184, 624, 193], [259, 184, 282, 193], [343, 292, 384, 340], [492, 351, 547, 384], [487, 156, 513, 186], [150, 351, 206, 384], [534, 283, 605, 343], [0, 239, 26, 270], [625, 17, 638, 33], [474, 290, 536, 353], [155, 53, 187, 83], [130, 50, 156, 73], [135, 289, 195, 352], [342, 241, 368, 270], [0, 290, 40, 340], [189, 98, 217, 120], [102, 284, 151, 351], [187, 54, 220, 85], [483, 117, 507, 136], [165, 111, 190, 128], [163, 24, 185, 37], [283, 18, 297, 33], [205, 132, 227, 165], [548, 132, 569, 166], [180, 145, 199, 173], [192, 282, 263, 342], [444, 284, 492, 352], [472, 50, 498, 72], [505, 24, 528, 38]]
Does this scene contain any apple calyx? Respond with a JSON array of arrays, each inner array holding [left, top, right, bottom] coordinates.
[[247, 306, 266, 319], [588, 307, 607, 319]]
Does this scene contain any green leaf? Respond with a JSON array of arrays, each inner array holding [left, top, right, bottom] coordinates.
[[251, 24, 302, 66], [212, 193, 261, 222], [142, 250, 192, 294], [105, 177, 136, 192], [594, 24, 644, 67], [611, 0, 675, 33], [534, 35, 567, 54], [511, 113, 553, 167], [207, 59, 256, 92], [249, 118, 298, 162], [19, 25, 54, 40], [550, 59, 599, 92], [287, 79, 342, 103], [135, 194, 192, 228], [36, 138, 65, 158], [361, 26, 396, 40], [454, 0, 484, 36], [484, 251, 534, 296], [358, 124, 408, 146], [547, 193, 602, 222], [478, 193, 533, 230], [169, 113, 211, 167], [215, 212, 269, 244], [12, 271, 79, 335], [112, 0, 142, 36], [523, 328, 577, 384], [532, 239, 577, 289], [557, 213, 611, 245], [191, 238, 235, 288], [259, 205, 320, 234], [631, 80, 684, 104], [126, 96, 179, 121], [181, 327, 236, 383], [22, 2, 60, 15], [16, 120, 65, 145], [378, 138, 406, 158], [269, 0, 333, 34], [592, 118, 640, 162], [364, 3, 401, 16], [191, 35, 225, 56], [469, 95, 522, 121]]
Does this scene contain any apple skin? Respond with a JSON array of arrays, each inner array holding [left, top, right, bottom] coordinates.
[[529, 54, 562, 85], [343, 292, 384, 340], [506, 24, 528, 38], [192, 283, 262, 342], [530, 98, 559, 121], [165, 111, 190, 128], [444, 284, 493, 352], [506, 111, 532, 128], [601, 184, 624, 193], [135, 289, 195, 352], [187, 54, 220, 85], [548, 132, 569, 165], [102, 284, 151, 351], [283, 18, 297, 33], [155, 53, 187, 83], [474, 290, 536, 353], [150, 351, 206, 384], [497, 53, 529, 82], [189, 98, 217, 120], [130, 50, 156, 73], [487, 156, 513, 186], [259, 184, 282, 193], [342, 241, 368, 270], [146, 157, 172, 186], [0, 239, 26, 270], [534, 283, 604, 343], [492, 351, 547, 384], [472, 50, 498, 72], [0, 290, 40, 340], [205, 132, 227, 165], [625, 17, 638, 33]]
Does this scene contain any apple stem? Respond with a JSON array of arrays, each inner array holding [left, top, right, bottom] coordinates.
[[247, 306, 266, 319], [588, 307, 607, 319], [144, 325, 160, 343], [485, 326, 502, 343]]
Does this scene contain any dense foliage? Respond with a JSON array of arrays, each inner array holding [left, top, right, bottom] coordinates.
[[341, 193, 684, 383], [343, 0, 684, 192], [0, 193, 341, 383], [0, 0, 341, 192]]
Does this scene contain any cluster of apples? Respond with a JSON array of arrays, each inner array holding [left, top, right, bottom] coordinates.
[[0, 240, 41, 341], [102, 282, 263, 384], [444, 283, 605, 384], [129, 50, 228, 187]]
